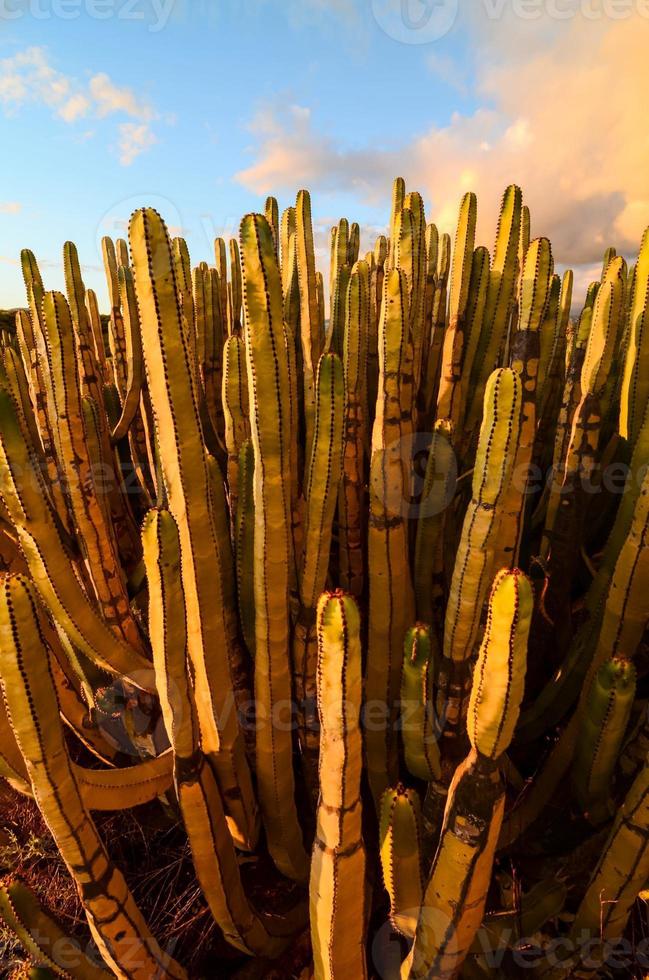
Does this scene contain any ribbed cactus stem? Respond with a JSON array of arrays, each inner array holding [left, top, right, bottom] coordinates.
[[129, 207, 257, 851], [439, 368, 522, 755], [411, 569, 531, 980], [379, 785, 424, 939], [240, 211, 309, 881], [0, 574, 185, 980], [143, 508, 304, 957], [310, 591, 367, 980], [572, 657, 636, 825], [338, 260, 369, 598], [400, 623, 440, 781], [294, 351, 344, 804]]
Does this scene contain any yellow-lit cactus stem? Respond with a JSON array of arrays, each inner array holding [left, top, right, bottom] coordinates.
[[422, 231, 450, 424], [435, 191, 477, 434], [620, 225, 649, 448], [239, 211, 310, 881], [338, 260, 369, 598], [438, 367, 523, 762], [265, 195, 279, 256], [142, 509, 303, 958], [101, 236, 128, 399], [42, 290, 145, 654], [310, 591, 368, 980], [464, 184, 522, 453], [492, 236, 553, 570], [366, 267, 415, 808], [0, 386, 151, 687], [222, 334, 250, 520], [235, 440, 255, 658], [0, 574, 187, 980], [296, 189, 323, 459], [572, 657, 636, 825], [400, 624, 441, 782], [0, 877, 111, 979], [413, 418, 455, 631], [13, 306, 68, 523], [293, 351, 344, 805], [410, 569, 531, 980], [117, 266, 158, 506], [128, 207, 258, 853], [379, 785, 424, 939]]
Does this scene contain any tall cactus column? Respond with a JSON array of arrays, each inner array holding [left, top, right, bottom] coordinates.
[[128, 208, 258, 852], [310, 591, 368, 980], [410, 569, 531, 980], [240, 212, 310, 882]]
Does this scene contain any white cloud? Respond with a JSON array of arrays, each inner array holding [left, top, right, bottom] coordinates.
[[0, 47, 164, 165], [0, 202, 22, 215], [118, 122, 157, 166]]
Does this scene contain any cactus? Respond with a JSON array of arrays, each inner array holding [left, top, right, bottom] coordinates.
[[310, 591, 367, 980], [379, 785, 423, 939], [410, 569, 531, 980], [2, 184, 649, 979]]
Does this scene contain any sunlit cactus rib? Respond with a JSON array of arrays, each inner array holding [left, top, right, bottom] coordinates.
[[293, 351, 344, 803], [338, 260, 369, 598], [619, 226, 649, 447], [239, 211, 309, 881], [435, 191, 477, 431], [366, 268, 415, 807], [388, 176, 405, 269], [63, 242, 106, 415], [235, 440, 255, 657], [229, 237, 243, 334], [410, 569, 531, 980], [110, 265, 143, 441], [0, 878, 111, 979], [492, 236, 553, 569], [101, 237, 128, 399], [413, 418, 455, 629], [439, 368, 523, 756], [379, 785, 424, 939], [264, 195, 279, 256], [0, 574, 186, 980], [222, 334, 250, 517], [572, 657, 636, 825], [142, 508, 304, 957], [422, 231, 451, 421], [280, 205, 296, 290], [0, 387, 150, 686], [400, 624, 440, 781], [464, 184, 522, 448], [128, 207, 258, 852], [454, 244, 490, 433], [41, 290, 144, 652], [542, 258, 624, 566], [310, 591, 368, 980], [330, 217, 349, 306], [402, 191, 426, 387], [328, 262, 351, 357], [296, 189, 323, 459]]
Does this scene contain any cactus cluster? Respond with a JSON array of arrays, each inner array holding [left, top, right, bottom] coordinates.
[[0, 181, 648, 979]]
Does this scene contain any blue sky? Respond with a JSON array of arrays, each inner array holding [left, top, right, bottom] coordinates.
[[1, 0, 647, 309]]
